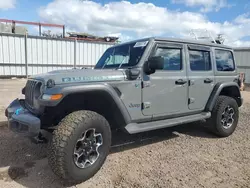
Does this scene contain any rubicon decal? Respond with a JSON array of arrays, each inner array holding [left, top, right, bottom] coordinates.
[[62, 75, 124, 82]]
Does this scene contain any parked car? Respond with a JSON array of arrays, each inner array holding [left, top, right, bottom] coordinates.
[[5, 37, 243, 183]]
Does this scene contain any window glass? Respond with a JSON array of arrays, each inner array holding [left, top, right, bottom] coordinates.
[[189, 50, 211, 71], [95, 41, 147, 69], [154, 48, 182, 70], [215, 50, 235, 71]]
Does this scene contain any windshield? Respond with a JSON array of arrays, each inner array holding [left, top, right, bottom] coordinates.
[[95, 41, 148, 69]]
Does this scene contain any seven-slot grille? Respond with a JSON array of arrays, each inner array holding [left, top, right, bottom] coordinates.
[[25, 80, 41, 108]]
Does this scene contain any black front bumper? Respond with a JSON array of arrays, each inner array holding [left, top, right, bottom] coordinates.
[[5, 99, 41, 137]]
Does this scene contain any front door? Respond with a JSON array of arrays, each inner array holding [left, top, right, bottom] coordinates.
[[187, 45, 215, 110], [142, 42, 189, 117]]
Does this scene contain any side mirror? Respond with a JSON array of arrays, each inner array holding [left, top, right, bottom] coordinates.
[[145, 56, 164, 74]]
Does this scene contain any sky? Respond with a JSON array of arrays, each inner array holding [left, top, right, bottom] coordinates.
[[1, 0, 250, 46]]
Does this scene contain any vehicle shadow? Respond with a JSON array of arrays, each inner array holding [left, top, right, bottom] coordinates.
[[111, 121, 216, 154], [0, 122, 216, 188]]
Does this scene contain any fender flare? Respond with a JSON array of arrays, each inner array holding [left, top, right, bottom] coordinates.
[[205, 82, 243, 111], [38, 83, 131, 124]]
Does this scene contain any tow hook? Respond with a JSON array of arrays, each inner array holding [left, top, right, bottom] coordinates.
[[31, 133, 48, 144]]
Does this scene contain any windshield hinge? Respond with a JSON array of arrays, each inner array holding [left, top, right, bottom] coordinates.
[[142, 81, 151, 88]]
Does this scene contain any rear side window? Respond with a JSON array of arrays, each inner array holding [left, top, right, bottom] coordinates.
[[215, 50, 235, 71], [154, 48, 182, 70], [189, 50, 211, 71]]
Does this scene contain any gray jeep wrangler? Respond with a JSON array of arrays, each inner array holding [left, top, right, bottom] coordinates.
[[5, 37, 243, 183]]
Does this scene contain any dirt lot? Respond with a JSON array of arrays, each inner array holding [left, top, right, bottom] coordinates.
[[0, 79, 250, 188]]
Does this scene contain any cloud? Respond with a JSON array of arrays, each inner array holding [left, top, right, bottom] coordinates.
[[171, 0, 230, 12], [0, 0, 16, 10], [39, 0, 250, 46]]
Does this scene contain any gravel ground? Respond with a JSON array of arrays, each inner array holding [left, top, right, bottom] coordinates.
[[0, 79, 250, 188]]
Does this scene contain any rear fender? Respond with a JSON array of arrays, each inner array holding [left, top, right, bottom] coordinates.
[[205, 82, 243, 111]]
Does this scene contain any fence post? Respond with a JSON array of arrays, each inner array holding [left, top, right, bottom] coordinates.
[[24, 31, 28, 78], [74, 38, 77, 68]]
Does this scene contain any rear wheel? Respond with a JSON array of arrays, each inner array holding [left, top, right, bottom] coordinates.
[[48, 110, 111, 183], [207, 95, 239, 137]]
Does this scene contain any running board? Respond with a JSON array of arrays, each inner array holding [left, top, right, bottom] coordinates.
[[125, 112, 211, 134]]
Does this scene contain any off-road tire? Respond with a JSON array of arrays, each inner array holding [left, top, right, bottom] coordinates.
[[47, 110, 111, 183], [207, 95, 239, 137]]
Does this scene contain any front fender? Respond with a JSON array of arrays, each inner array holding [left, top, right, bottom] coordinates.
[[38, 83, 131, 124]]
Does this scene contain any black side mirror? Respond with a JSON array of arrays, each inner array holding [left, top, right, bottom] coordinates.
[[145, 56, 164, 74]]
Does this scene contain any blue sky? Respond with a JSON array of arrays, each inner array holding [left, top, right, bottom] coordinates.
[[1, 0, 250, 46]]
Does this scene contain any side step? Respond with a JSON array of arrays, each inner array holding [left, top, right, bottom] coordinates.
[[125, 112, 211, 134]]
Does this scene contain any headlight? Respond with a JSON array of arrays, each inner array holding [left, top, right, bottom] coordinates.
[[42, 94, 63, 101]]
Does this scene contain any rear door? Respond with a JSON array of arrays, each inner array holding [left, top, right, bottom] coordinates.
[[187, 45, 215, 110]]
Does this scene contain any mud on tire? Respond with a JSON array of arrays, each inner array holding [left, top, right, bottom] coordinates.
[[47, 110, 111, 183]]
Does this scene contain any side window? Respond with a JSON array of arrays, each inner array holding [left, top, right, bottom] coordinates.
[[154, 48, 182, 71], [189, 50, 211, 71], [215, 50, 235, 71]]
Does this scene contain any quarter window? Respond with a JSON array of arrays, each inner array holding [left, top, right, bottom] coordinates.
[[189, 50, 211, 71], [215, 50, 235, 71], [154, 48, 182, 70]]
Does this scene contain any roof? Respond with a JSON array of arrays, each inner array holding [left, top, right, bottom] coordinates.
[[113, 37, 233, 49]]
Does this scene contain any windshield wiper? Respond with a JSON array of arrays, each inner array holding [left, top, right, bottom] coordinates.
[[116, 46, 131, 70], [101, 57, 110, 69], [115, 57, 127, 70], [102, 48, 115, 69]]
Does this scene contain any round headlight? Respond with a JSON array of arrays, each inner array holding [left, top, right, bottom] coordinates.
[[47, 79, 55, 88]]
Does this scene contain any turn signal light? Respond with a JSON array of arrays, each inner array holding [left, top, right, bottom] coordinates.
[[42, 94, 63, 101]]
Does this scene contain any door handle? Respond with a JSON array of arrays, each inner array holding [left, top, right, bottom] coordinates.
[[175, 79, 187, 85], [204, 78, 213, 83]]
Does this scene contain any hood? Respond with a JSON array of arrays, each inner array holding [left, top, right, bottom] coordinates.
[[31, 68, 126, 85]]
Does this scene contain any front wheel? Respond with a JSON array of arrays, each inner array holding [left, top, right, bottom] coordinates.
[[207, 95, 239, 137], [47, 110, 111, 183]]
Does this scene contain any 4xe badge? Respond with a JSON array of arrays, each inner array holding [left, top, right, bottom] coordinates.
[[129, 103, 141, 108]]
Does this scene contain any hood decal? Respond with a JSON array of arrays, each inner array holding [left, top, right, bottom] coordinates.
[[62, 75, 124, 83]]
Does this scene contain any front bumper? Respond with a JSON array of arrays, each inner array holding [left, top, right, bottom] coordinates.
[[5, 99, 41, 137]]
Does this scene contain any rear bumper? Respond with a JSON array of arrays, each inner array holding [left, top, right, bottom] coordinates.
[[5, 99, 41, 137]]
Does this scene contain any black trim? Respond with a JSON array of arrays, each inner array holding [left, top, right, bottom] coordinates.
[[38, 83, 132, 125], [205, 82, 242, 111]]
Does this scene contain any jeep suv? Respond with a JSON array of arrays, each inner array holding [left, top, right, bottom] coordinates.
[[5, 37, 243, 183]]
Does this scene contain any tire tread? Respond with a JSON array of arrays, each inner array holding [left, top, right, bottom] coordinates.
[[47, 110, 110, 181]]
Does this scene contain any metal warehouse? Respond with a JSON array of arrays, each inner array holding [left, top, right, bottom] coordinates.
[[0, 33, 114, 77], [234, 48, 250, 83]]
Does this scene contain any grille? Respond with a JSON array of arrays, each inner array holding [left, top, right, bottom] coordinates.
[[25, 80, 42, 109]]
